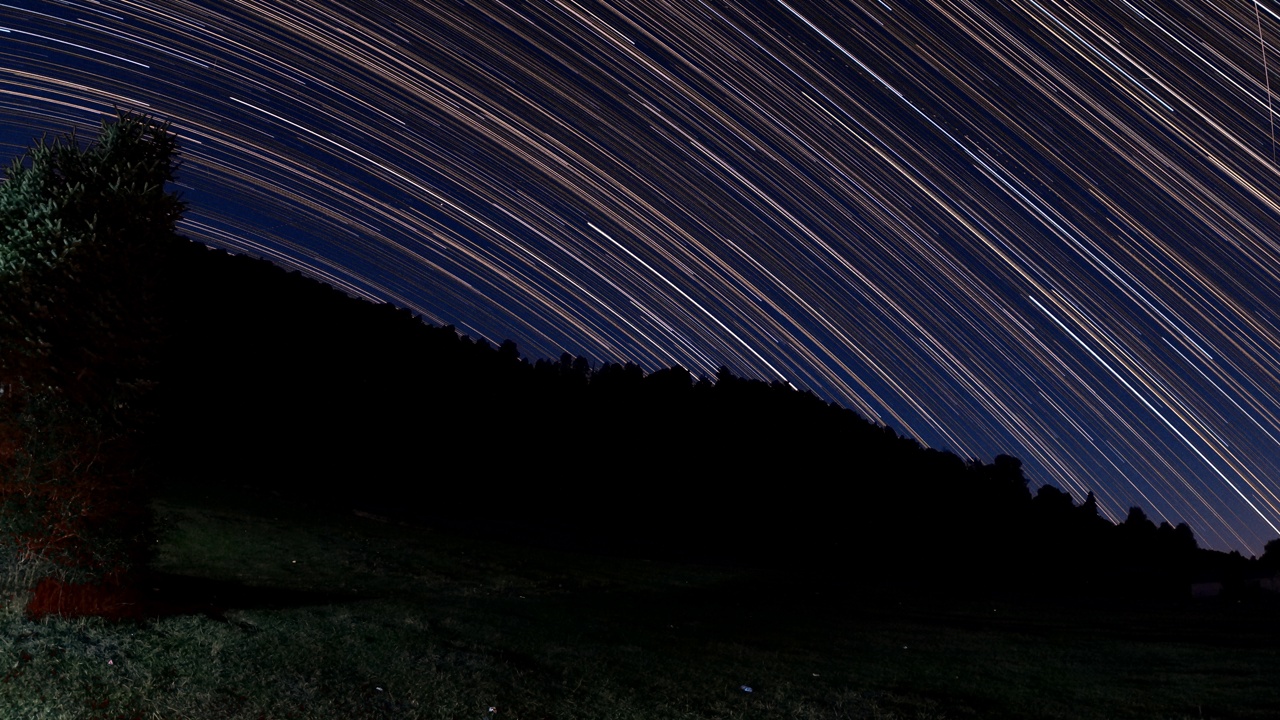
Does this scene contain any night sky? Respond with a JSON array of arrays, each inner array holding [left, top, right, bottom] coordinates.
[[5, 0, 1280, 555]]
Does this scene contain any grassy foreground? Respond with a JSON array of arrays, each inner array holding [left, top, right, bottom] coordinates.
[[2, 480, 1278, 720]]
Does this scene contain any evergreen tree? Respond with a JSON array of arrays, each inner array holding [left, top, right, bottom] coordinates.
[[0, 111, 183, 413], [0, 112, 183, 619]]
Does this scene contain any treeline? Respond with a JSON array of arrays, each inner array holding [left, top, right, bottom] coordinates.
[[5, 115, 1262, 621], [152, 241, 1270, 600]]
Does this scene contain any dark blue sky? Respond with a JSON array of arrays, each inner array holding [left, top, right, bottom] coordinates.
[[5, 0, 1280, 554]]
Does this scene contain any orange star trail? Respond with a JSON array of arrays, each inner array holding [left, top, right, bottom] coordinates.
[[6, 0, 1280, 554]]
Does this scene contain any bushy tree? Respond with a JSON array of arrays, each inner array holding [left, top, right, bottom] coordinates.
[[1261, 537, 1280, 572], [0, 111, 182, 412], [0, 112, 183, 619]]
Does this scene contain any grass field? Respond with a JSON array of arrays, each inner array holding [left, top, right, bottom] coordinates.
[[2, 479, 1278, 719]]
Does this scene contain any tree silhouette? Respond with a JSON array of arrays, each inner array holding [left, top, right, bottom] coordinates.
[[1260, 538, 1280, 573], [135, 232, 1228, 599]]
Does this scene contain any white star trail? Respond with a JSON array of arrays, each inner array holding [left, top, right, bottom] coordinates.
[[4, 0, 1280, 553]]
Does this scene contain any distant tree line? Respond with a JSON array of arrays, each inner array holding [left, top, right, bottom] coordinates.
[[151, 242, 1279, 601], [7, 115, 1272, 620]]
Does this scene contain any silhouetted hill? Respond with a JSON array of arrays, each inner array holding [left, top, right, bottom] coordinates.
[[152, 242, 1263, 600]]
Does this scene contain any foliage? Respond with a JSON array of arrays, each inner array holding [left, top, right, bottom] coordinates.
[[0, 111, 182, 414], [0, 112, 182, 618]]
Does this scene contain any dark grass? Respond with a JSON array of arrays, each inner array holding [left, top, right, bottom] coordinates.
[[2, 479, 1279, 720]]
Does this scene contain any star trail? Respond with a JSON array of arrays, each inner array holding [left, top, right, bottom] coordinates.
[[4, 0, 1280, 554]]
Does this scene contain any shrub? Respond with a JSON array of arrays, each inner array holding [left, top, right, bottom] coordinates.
[[0, 385, 157, 618]]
